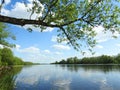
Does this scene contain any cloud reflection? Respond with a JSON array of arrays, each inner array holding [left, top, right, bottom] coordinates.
[[53, 79, 71, 90], [99, 78, 113, 90]]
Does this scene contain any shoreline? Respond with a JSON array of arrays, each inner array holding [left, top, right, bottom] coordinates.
[[0, 66, 12, 75], [52, 64, 120, 65]]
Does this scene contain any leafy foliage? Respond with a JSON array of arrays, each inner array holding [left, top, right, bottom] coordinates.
[[0, 47, 34, 65], [28, 0, 120, 52], [0, 23, 16, 48], [0, 0, 120, 53], [1, 48, 14, 65], [12, 57, 24, 65], [0, 22, 34, 65]]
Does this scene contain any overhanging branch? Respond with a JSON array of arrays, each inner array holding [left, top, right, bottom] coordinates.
[[60, 26, 74, 47], [0, 15, 60, 27], [0, 0, 102, 29]]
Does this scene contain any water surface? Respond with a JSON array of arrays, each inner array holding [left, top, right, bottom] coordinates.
[[1, 65, 120, 90]]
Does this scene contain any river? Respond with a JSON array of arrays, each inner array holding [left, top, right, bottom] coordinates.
[[0, 65, 120, 90]]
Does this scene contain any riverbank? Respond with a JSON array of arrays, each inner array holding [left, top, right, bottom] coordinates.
[[53, 55, 120, 64], [0, 66, 12, 75]]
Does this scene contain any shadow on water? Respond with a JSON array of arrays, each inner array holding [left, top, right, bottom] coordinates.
[[57, 64, 120, 73], [0, 66, 23, 90]]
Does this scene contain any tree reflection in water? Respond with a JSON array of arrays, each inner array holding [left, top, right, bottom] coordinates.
[[58, 64, 120, 73], [0, 66, 23, 90]]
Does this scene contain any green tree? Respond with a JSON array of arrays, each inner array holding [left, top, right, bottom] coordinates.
[[115, 54, 120, 64], [0, 0, 120, 52], [73, 57, 79, 64], [1, 48, 14, 65], [99, 55, 113, 64], [59, 59, 66, 64], [24, 61, 34, 65], [0, 48, 2, 65], [0, 22, 16, 48], [66, 57, 74, 64], [13, 57, 24, 65]]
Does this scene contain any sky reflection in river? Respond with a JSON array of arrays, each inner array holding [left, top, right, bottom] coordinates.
[[12, 65, 120, 90]]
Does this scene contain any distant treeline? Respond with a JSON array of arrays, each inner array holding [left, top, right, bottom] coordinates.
[[53, 54, 120, 64], [0, 48, 35, 65]]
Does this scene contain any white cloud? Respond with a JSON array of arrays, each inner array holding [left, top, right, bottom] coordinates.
[[95, 45, 103, 49], [51, 36, 58, 42], [55, 52, 62, 55], [116, 44, 120, 47], [15, 45, 40, 54], [52, 44, 70, 50], [21, 46, 40, 53], [53, 79, 71, 90], [14, 45, 47, 63], [51, 26, 119, 44], [13, 44, 66, 63], [6, 0, 11, 4], [44, 50, 51, 54], [93, 26, 120, 43], [2, 1, 43, 19], [1, 8, 9, 15], [3, 2, 30, 18], [43, 27, 53, 32], [1, 1, 54, 32], [15, 44, 21, 50]]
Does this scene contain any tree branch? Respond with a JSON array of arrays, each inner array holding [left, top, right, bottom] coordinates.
[[0, 0, 100, 29], [60, 26, 74, 47], [0, 0, 5, 13], [0, 15, 60, 27], [0, 0, 102, 28]]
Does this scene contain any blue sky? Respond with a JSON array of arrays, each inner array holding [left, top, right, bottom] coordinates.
[[1, 0, 120, 63]]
